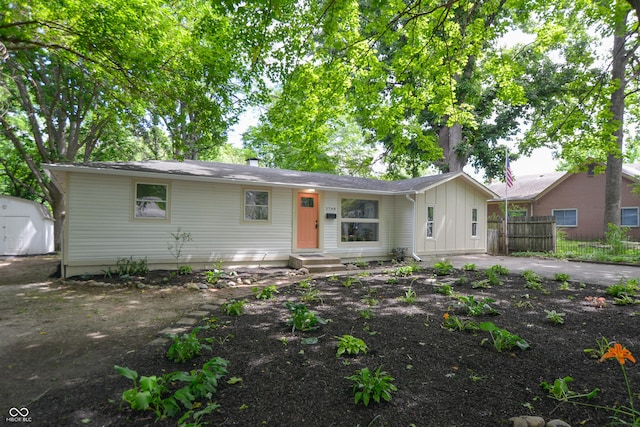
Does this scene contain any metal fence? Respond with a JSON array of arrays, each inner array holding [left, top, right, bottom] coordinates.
[[555, 233, 640, 261]]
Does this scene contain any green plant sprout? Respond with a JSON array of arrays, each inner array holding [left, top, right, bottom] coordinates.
[[346, 366, 397, 406], [253, 285, 279, 300], [456, 295, 500, 316], [544, 309, 566, 325], [442, 313, 479, 332], [462, 263, 477, 271], [167, 227, 193, 271], [341, 276, 362, 288], [479, 321, 529, 352], [336, 334, 368, 357], [583, 337, 611, 359], [166, 326, 213, 363], [284, 301, 327, 332], [486, 264, 509, 276], [433, 259, 454, 276], [222, 299, 247, 316], [398, 287, 417, 303]]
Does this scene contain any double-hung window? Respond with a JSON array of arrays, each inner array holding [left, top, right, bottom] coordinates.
[[471, 208, 478, 238], [340, 198, 379, 242], [426, 206, 435, 238], [244, 189, 270, 222], [552, 209, 577, 227], [135, 183, 168, 219], [621, 207, 639, 227]]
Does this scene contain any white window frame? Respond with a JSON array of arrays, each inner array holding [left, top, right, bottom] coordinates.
[[552, 208, 578, 227], [426, 205, 435, 239], [243, 188, 271, 222], [621, 207, 639, 227], [339, 197, 380, 243], [471, 207, 478, 238], [134, 181, 169, 220]]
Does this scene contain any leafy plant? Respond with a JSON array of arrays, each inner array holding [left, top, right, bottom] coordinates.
[[115, 366, 177, 418], [359, 308, 374, 319], [433, 259, 454, 276], [462, 263, 477, 271], [605, 223, 631, 255], [540, 376, 599, 403], [284, 301, 327, 332], [167, 326, 213, 363], [222, 299, 247, 316], [116, 256, 149, 276], [544, 309, 566, 325], [346, 367, 397, 406], [336, 335, 368, 357], [253, 285, 279, 300], [355, 258, 369, 268], [398, 287, 417, 303], [168, 227, 193, 271], [442, 313, 479, 332], [457, 295, 500, 316], [434, 284, 455, 296], [341, 276, 361, 288], [479, 321, 529, 352], [299, 287, 323, 303], [605, 278, 639, 298], [178, 265, 193, 275], [584, 337, 611, 359], [486, 264, 509, 276], [554, 273, 571, 282], [392, 265, 415, 277]]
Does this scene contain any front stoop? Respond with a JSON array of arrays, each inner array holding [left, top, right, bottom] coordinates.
[[288, 254, 346, 273]]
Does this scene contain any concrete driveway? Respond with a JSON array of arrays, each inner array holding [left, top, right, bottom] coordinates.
[[439, 254, 640, 286]]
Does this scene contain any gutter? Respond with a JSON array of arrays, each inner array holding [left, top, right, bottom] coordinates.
[[405, 193, 422, 262]]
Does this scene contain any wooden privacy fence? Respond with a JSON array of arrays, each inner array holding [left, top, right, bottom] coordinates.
[[488, 216, 557, 255]]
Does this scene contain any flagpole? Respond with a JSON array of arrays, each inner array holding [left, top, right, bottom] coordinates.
[[505, 147, 509, 255]]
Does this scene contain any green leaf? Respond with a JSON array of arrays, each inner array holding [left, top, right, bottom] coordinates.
[[114, 365, 138, 380]]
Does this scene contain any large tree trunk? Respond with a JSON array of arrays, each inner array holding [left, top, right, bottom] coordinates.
[[603, 11, 628, 232], [438, 123, 467, 173]]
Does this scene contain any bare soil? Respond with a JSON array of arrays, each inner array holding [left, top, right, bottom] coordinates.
[[2, 257, 640, 426]]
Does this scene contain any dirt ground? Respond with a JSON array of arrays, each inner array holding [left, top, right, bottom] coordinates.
[[3, 255, 640, 426], [0, 255, 283, 417]]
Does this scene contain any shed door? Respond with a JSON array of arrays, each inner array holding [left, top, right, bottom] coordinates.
[[1, 217, 28, 255], [297, 193, 319, 249]]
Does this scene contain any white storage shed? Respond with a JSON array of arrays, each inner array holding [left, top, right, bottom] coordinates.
[[0, 195, 55, 255]]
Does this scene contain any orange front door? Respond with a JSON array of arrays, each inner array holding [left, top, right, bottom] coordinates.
[[297, 193, 319, 249]]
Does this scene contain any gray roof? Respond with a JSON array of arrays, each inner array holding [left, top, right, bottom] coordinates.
[[487, 171, 567, 200], [44, 160, 496, 196]]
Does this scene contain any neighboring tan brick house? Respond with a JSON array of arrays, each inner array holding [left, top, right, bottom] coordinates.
[[487, 164, 640, 240]]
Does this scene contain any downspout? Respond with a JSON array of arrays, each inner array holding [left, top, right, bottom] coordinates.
[[405, 193, 422, 261]]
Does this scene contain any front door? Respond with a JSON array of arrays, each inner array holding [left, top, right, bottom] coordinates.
[[297, 193, 319, 249]]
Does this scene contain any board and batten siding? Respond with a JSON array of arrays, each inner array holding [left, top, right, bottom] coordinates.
[[415, 178, 487, 256], [64, 173, 294, 276]]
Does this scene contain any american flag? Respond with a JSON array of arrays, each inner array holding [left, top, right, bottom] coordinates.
[[506, 157, 514, 188]]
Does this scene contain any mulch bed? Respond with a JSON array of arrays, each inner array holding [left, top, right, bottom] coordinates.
[[30, 264, 640, 426]]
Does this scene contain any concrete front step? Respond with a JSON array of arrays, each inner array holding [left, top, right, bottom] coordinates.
[[288, 254, 345, 272]]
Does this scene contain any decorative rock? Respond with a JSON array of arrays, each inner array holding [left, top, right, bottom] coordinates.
[[521, 416, 546, 427], [185, 283, 200, 290], [508, 416, 546, 427], [243, 279, 252, 285], [546, 420, 571, 427], [298, 268, 309, 275], [508, 417, 529, 427], [198, 283, 208, 290]]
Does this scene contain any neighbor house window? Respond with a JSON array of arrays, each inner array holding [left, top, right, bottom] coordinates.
[[426, 206, 435, 238], [340, 198, 379, 242], [244, 189, 270, 221], [135, 183, 168, 219], [621, 207, 639, 227], [471, 208, 478, 238], [552, 209, 577, 227]]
